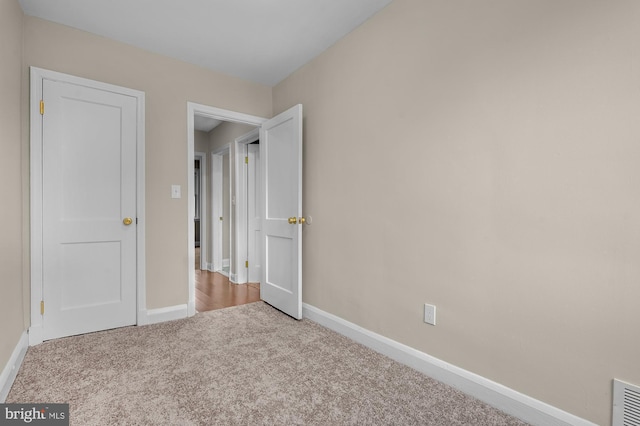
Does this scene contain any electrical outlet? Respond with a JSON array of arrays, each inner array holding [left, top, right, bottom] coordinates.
[[424, 304, 436, 326]]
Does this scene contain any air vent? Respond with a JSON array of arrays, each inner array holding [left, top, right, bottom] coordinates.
[[613, 379, 640, 426]]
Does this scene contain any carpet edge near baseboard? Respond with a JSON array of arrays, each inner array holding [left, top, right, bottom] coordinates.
[[0, 331, 28, 403], [301, 302, 595, 426], [3, 304, 596, 425]]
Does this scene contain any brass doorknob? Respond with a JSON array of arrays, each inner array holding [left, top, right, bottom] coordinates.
[[299, 217, 306, 225], [288, 217, 297, 224], [123, 217, 133, 226]]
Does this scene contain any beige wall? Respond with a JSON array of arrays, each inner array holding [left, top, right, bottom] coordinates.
[[209, 122, 256, 153], [273, 1, 640, 425], [21, 16, 272, 310], [194, 130, 209, 153], [0, 0, 25, 377]]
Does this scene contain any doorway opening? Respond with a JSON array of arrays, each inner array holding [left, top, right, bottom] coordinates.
[[193, 152, 207, 271], [188, 102, 304, 319], [187, 103, 266, 315]]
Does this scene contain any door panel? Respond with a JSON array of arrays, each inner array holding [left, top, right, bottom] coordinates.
[[60, 99, 122, 220], [42, 78, 137, 340], [260, 104, 303, 319], [60, 241, 122, 309], [266, 235, 294, 292], [265, 124, 296, 219]]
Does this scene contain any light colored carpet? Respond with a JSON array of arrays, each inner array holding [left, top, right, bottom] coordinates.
[[8, 302, 529, 425]]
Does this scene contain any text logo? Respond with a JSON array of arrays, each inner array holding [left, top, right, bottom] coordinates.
[[0, 404, 68, 425]]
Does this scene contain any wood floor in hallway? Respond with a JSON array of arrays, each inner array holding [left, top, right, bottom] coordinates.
[[195, 248, 260, 313]]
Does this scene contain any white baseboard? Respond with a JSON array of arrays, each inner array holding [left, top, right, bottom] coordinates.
[[0, 331, 29, 403], [222, 258, 230, 268], [138, 304, 188, 326], [302, 303, 596, 426]]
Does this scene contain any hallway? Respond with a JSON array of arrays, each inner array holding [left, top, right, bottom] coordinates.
[[195, 248, 260, 312]]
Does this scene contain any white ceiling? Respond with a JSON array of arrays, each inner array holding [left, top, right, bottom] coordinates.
[[193, 115, 222, 133], [18, 0, 393, 86]]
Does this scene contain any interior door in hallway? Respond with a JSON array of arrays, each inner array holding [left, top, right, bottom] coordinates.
[[40, 77, 138, 341]]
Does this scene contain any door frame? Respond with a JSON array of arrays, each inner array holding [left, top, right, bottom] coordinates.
[[186, 102, 266, 316], [29, 67, 146, 345], [233, 128, 260, 284], [194, 151, 207, 270]]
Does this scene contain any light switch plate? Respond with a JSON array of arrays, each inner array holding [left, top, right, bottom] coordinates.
[[171, 185, 181, 199]]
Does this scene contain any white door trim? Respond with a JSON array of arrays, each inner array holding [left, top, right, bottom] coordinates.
[[194, 151, 207, 270], [29, 67, 146, 345], [234, 129, 260, 284], [186, 102, 266, 316]]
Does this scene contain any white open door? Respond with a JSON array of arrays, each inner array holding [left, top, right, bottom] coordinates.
[[260, 104, 303, 319]]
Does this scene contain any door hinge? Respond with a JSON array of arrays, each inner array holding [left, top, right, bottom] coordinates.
[[40, 301, 45, 315], [245, 156, 249, 164], [39, 100, 44, 115], [245, 260, 249, 268]]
